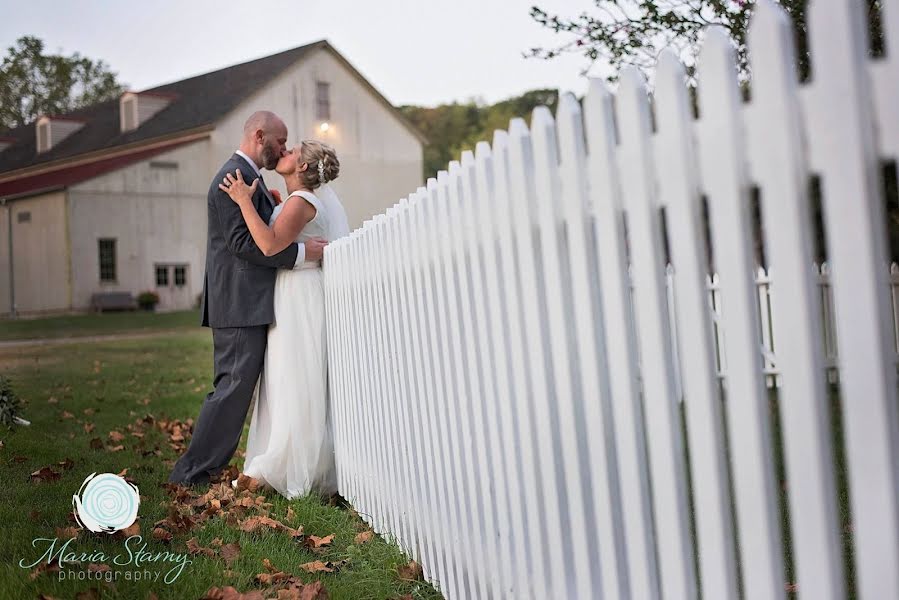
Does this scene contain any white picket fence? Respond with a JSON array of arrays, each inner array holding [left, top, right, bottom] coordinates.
[[323, 0, 899, 598]]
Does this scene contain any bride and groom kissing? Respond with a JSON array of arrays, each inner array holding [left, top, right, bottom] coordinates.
[[169, 110, 349, 499]]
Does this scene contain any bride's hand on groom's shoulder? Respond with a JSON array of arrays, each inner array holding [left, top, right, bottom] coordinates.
[[219, 169, 256, 206]]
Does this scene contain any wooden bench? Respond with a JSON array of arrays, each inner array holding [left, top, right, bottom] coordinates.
[[90, 292, 138, 312]]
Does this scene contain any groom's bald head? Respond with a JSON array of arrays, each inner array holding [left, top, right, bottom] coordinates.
[[239, 111, 288, 170]]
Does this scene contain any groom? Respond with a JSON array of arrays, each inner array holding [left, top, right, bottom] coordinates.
[[169, 111, 327, 485]]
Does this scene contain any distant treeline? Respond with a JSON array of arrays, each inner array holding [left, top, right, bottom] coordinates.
[[399, 89, 559, 181]]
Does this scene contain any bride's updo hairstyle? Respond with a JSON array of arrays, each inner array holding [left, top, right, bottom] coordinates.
[[299, 140, 340, 190]]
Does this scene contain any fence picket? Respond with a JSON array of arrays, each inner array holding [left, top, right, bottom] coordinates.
[[806, 1, 899, 597], [654, 50, 741, 600], [583, 77, 659, 600], [556, 91, 629, 600], [748, 2, 846, 597], [418, 181, 464, 598], [490, 129, 548, 599], [617, 65, 697, 600], [697, 28, 786, 600]]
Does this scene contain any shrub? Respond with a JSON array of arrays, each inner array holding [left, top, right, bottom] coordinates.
[[0, 375, 23, 428], [137, 290, 160, 310]]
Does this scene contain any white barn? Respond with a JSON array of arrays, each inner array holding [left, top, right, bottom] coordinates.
[[0, 40, 425, 315]]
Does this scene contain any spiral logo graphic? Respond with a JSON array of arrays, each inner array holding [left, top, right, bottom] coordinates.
[[72, 472, 140, 534]]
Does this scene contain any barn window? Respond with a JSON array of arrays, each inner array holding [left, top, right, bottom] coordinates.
[[316, 81, 331, 121], [155, 265, 168, 286], [98, 239, 117, 282], [17, 211, 31, 223], [174, 266, 187, 287]]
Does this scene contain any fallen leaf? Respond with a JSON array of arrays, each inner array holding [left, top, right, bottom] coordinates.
[[354, 530, 373, 545], [117, 468, 128, 477], [305, 534, 334, 551], [220, 542, 241, 565], [186, 538, 215, 557], [397, 560, 423, 581], [47, 397, 58, 404], [58, 458, 75, 470], [55, 527, 79, 540], [29, 559, 61, 580], [286, 506, 296, 522], [107, 445, 125, 452], [60, 411, 75, 419], [201, 586, 265, 600], [297, 581, 329, 600], [83, 423, 95, 434], [89, 438, 104, 450], [30, 467, 61, 483], [152, 528, 173, 543], [108, 430, 125, 442], [29, 510, 41, 521], [234, 473, 261, 493], [13, 455, 27, 463], [239, 516, 302, 538], [299, 560, 344, 574], [83, 408, 96, 416], [116, 522, 140, 538]]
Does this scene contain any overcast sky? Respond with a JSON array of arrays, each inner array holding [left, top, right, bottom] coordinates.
[[1, 0, 601, 107]]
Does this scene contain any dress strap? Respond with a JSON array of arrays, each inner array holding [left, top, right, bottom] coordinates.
[[286, 190, 323, 212]]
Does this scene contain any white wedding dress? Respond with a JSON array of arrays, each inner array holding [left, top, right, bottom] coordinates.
[[242, 186, 349, 499]]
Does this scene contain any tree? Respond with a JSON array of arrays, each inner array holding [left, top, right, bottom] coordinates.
[[527, 0, 885, 84], [400, 89, 559, 180], [0, 36, 125, 130]]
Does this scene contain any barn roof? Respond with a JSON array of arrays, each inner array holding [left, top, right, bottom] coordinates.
[[0, 40, 425, 184]]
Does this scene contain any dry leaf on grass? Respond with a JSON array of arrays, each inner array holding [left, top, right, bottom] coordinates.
[[55, 527, 79, 540], [200, 587, 264, 600], [30, 466, 61, 483], [152, 528, 173, 543], [354, 530, 373, 545], [305, 534, 334, 549], [186, 538, 216, 557], [89, 438, 104, 450], [239, 516, 303, 538], [397, 560, 423, 581], [108, 430, 125, 442], [299, 559, 347, 574], [220, 542, 241, 565], [60, 410, 74, 419], [116, 522, 140, 538]]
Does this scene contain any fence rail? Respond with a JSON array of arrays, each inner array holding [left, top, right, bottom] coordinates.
[[324, 0, 899, 598]]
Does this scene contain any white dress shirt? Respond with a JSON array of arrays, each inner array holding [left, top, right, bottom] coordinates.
[[234, 150, 305, 266]]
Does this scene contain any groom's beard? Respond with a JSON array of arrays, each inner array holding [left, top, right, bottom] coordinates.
[[261, 145, 280, 170]]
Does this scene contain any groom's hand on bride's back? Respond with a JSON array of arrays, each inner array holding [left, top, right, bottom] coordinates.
[[304, 237, 328, 262]]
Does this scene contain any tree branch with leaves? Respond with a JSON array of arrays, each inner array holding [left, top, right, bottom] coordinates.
[[0, 36, 125, 130]]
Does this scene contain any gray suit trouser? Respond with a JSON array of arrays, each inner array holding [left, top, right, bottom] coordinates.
[[168, 326, 267, 484]]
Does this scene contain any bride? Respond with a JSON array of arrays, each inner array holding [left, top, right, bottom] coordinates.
[[218, 139, 349, 499]]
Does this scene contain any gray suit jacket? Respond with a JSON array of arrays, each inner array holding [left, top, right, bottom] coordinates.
[[200, 154, 299, 328]]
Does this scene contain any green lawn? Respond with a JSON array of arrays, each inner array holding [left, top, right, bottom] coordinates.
[[0, 325, 441, 600], [0, 310, 202, 341]]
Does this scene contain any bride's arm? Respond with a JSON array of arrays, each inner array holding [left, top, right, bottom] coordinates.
[[220, 170, 317, 257]]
